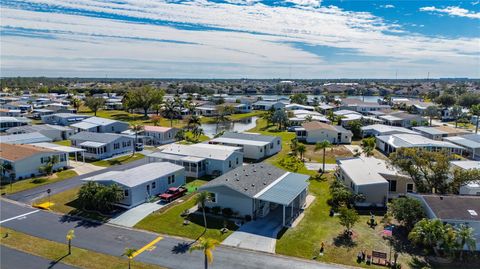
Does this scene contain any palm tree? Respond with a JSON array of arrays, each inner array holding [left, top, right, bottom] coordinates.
[[175, 129, 185, 141], [71, 97, 82, 111], [470, 104, 480, 133], [425, 106, 439, 126], [0, 162, 13, 182], [450, 105, 463, 128], [192, 126, 204, 141], [314, 140, 332, 173], [456, 224, 476, 261], [361, 137, 376, 157], [215, 105, 234, 133], [289, 138, 298, 157], [187, 115, 202, 130], [130, 124, 144, 156], [408, 219, 445, 256], [195, 192, 211, 231], [66, 229, 75, 255], [297, 143, 306, 160], [163, 101, 179, 127], [189, 237, 220, 269], [123, 248, 137, 269], [38, 155, 59, 175]]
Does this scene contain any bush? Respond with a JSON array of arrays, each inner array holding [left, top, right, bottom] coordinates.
[[211, 206, 221, 215], [30, 178, 47, 184], [222, 208, 233, 217], [245, 215, 252, 221]]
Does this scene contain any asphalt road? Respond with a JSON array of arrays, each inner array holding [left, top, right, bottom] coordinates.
[[5, 158, 148, 204], [0, 199, 349, 269], [0, 245, 78, 269]]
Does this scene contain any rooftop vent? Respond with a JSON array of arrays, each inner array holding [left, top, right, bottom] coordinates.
[[225, 178, 228, 181], [236, 178, 240, 181], [263, 182, 267, 185], [253, 169, 257, 172], [251, 184, 255, 187], [468, 210, 478, 216], [244, 188, 248, 191]]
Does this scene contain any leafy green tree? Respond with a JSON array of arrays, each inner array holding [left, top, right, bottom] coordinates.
[[84, 96, 105, 116], [425, 106, 439, 126], [195, 192, 211, 230], [347, 120, 362, 139], [314, 140, 331, 173], [409, 219, 453, 256], [175, 129, 186, 141], [77, 182, 124, 212], [290, 93, 307, 105], [189, 237, 220, 269], [71, 97, 82, 111], [456, 224, 477, 261], [361, 137, 376, 156], [297, 143, 306, 160], [38, 155, 60, 175], [450, 168, 480, 194], [271, 109, 288, 130], [458, 92, 480, 108], [150, 115, 162, 126], [470, 104, 480, 134], [338, 206, 359, 236], [289, 138, 298, 157], [329, 180, 364, 209], [389, 148, 451, 193], [450, 105, 463, 128], [389, 197, 425, 230], [125, 86, 164, 117], [435, 94, 456, 108]]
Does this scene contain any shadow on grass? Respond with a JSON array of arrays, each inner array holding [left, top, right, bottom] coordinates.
[[333, 232, 357, 248], [49, 253, 69, 269], [110, 113, 148, 123]]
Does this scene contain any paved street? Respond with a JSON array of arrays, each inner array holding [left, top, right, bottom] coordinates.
[[1, 245, 78, 269], [6, 158, 148, 204], [0, 199, 349, 269]]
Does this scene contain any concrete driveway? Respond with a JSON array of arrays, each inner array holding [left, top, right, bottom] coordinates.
[[222, 209, 283, 253], [69, 161, 105, 175], [108, 201, 165, 227], [305, 162, 337, 171]]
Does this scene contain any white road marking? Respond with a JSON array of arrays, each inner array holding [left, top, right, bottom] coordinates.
[[0, 210, 40, 224]]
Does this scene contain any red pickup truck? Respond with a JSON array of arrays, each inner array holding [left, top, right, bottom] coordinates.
[[159, 187, 187, 202]]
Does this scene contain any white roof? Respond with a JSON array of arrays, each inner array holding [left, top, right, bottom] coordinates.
[[71, 121, 99, 130], [292, 110, 321, 116], [159, 143, 240, 161], [192, 143, 242, 151], [79, 141, 106, 148], [377, 134, 464, 149], [334, 110, 361, 116], [32, 142, 86, 153], [380, 115, 403, 121], [451, 161, 480, 171], [286, 104, 315, 110], [210, 137, 270, 146], [361, 124, 419, 135], [338, 157, 405, 185], [82, 162, 183, 187], [82, 116, 119, 126]]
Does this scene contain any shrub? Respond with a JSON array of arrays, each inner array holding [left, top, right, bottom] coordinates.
[[211, 206, 221, 215], [31, 178, 47, 184], [222, 208, 233, 217], [245, 215, 252, 221]]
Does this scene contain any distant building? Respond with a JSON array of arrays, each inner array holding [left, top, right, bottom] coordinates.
[[296, 121, 352, 144], [41, 113, 90, 126], [0, 117, 31, 132], [413, 126, 471, 141], [379, 111, 427, 128], [252, 101, 285, 111], [340, 98, 389, 114], [70, 116, 129, 134], [142, 126, 179, 145], [444, 134, 480, 160], [6, 124, 74, 141], [376, 134, 464, 155]]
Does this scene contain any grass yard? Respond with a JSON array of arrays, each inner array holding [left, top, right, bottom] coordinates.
[[53, 140, 72, 146], [201, 111, 265, 124], [303, 144, 353, 164], [90, 153, 145, 167], [276, 174, 419, 269], [35, 186, 110, 222], [185, 178, 208, 193], [0, 170, 77, 195], [0, 227, 164, 269], [136, 194, 237, 242]]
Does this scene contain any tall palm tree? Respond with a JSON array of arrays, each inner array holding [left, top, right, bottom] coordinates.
[[425, 106, 439, 126], [314, 140, 332, 173], [192, 126, 204, 141], [130, 124, 144, 156], [195, 192, 211, 231], [189, 237, 220, 269], [470, 104, 480, 133], [456, 224, 476, 261], [187, 115, 202, 130], [450, 105, 463, 128], [0, 162, 13, 182], [361, 137, 376, 157], [297, 143, 306, 160], [66, 229, 75, 255], [215, 105, 234, 133], [123, 248, 137, 269], [289, 138, 298, 157], [71, 97, 82, 111], [163, 101, 179, 127]]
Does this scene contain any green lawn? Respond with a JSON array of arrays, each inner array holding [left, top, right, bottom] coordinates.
[[135, 194, 237, 242], [90, 153, 145, 167], [0, 227, 164, 269], [201, 111, 265, 124], [185, 178, 208, 193], [303, 144, 353, 164], [35, 186, 110, 222], [0, 170, 78, 195], [275, 173, 419, 269], [53, 140, 72, 146]]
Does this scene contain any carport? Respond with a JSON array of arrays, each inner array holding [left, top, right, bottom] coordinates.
[[32, 142, 86, 164], [254, 173, 309, 226]]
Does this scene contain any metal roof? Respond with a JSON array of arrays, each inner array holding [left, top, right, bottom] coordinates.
[[444, 134, 480, 149], [210, 137, 269, 146], [412, 126, 448, 135], [159, 143, 240, 161], [377, 134, 464, 149], [255, 172, 309, 205], [220, 132, 278, 143], [80, 141, 107, 148], [32, 142, 86, 153], [70, 121, 99, 130], [70, 131, 131, 144], [0, 132, 53, 144]]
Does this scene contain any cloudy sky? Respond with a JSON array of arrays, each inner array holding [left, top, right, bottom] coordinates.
[[1, 0, 479, 78]]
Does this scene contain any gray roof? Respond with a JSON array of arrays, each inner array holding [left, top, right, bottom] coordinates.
[[199, 163, 288, 197], [0, 132, 53, 144], [255, 172, 309, 205], [444, 134, 480, 149], [70, 131, 131, 144], [51, 113, 89, 119], [7, 124, 71, 133], [377, 134, 464, 149], [412, 126, 448, 135], [220, 132, 278, 143], [332, 125, 353, 134]]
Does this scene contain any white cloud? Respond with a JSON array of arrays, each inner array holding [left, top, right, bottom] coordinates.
[[0, 0, 479, 78], [285, 0, 322, 8], [381, 4, 395, 9], [420, 6, 480, 19]]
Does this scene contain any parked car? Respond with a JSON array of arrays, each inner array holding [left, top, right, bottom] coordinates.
[[135, 143, 144, 151], [159, 187, 187, 202], [287, 126, 302, 132]]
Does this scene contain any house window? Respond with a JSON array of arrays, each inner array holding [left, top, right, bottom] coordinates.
[[210, 193, 217, 203], [277, 140, 280, 145], [229, 160, 232, 168], [407, 183, 414, 193], [236, 158, 239, 165], [270, 143, 273, 149], [124, 189, 129, 196], [168, 175, 176, 184], [152, 182, 156, 189], [388, 180, 397, 192]]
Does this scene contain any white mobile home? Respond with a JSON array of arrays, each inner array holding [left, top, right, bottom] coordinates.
[[376, 134, 464, 155], [0, 117, 31, 132], [143, 126, 178, 145], [444, 134, 480, 160], [6, 124, 74, 141], [296, 121, 352, 144], [82, 162, 185, 208], [70, 132, 134, 160], [209, 132, 281, 160], [361, 124, 419, 137], [41, 113, 90, 126], [70, 117, 129, 134]]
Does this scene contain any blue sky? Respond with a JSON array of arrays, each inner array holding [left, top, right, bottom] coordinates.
[[1, 0, 479, 78]]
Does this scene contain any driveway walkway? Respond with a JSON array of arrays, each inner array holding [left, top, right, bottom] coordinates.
[[69, 161, 105, 175], [305, 162, 337, 171], [108, 201, 165, 227], [344, 145, 362, 155], [222, 208, 283, 253]]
